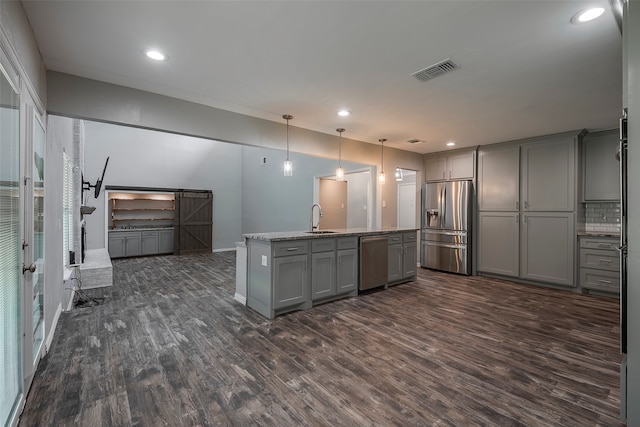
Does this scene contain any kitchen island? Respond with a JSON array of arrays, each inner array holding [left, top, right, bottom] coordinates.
[[243, 227, 418, 319]]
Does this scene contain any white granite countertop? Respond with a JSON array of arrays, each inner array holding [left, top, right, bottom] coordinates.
[[244, 227, 419, 242], [109, 226, 174, 232]]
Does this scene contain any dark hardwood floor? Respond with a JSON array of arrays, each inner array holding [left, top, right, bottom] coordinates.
[[19, 252, 625, 426]]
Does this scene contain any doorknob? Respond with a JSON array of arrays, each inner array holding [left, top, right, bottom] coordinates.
[[22, 263, 36, 274]]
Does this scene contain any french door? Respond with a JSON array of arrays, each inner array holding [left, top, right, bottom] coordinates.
[[21, 104, 45, 388], [0, 59, 23, 427]]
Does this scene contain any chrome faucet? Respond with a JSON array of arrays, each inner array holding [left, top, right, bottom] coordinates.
[[311, 203, 323, 231]]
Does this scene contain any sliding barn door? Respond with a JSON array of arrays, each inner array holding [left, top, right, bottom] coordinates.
[[174, 191, 213, 255]]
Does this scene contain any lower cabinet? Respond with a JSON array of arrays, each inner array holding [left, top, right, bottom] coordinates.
[[388, 232, 418, 284], [141, 231, 158, 255], [109, 228, 174, 258], [578, 236, 620, 295], [311, 237, 358, 302], [274, 254, 308, 309], [478, 212, 575, 287]]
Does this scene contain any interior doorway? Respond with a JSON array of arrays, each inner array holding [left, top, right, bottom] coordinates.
[[315, 168, 372, 230], [396, 169, 417, 228]]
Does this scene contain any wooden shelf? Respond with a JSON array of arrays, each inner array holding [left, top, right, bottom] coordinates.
[[110, 196, 175, 229]]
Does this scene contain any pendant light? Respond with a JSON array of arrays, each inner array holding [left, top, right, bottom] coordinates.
[[378, 138, 386, 184], [336, 128, 345, 181], [283, 114, 293, 176], [395, 167, 404, 182]]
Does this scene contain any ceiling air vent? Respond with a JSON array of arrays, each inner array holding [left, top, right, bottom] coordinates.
[[406, 138, 425, 144], [411, 58, 460, 82]]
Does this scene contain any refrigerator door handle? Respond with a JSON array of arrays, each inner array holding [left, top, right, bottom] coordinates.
[[441, 185, 446, 229]]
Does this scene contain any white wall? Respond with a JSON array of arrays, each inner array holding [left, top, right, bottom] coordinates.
[[83, 120, 243, 250], [346, 171, 370, 228]]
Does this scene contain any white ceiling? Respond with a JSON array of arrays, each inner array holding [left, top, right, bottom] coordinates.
[[21, 0, 622, 154]]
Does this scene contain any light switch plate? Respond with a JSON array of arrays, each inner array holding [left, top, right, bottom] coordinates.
[[261, 255, 268, 267]]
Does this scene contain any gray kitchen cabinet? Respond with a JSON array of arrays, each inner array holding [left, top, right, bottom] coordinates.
[[246, 239, 310, 318], [582, 130, 620, 201], [478, 146, 520, 211], [311, 239, 336, 301], [388, 243, 403, 282], [125, 233, 141, 257], [521, 136, 575, 212], [388, 232, 417, 283], [141, 230, 159, 255], [425, 149, 475, 182], [158, 228, 174, 254], [273, 254, 308, 309], [478, 212, 520, 277], [578, 235, 619, 294], [336, 248, 358, 293], [520, 212, 574, 286], [109, 230, 141, 258], [403, 241, 418, 278], [108, 232, 127, 258]]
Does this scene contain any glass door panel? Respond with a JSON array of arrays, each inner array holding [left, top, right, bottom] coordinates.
[[31, 116, 45, 360], [0, 63, 23, 427]]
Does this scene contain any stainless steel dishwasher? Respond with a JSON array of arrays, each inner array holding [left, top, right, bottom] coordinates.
[[359, 235, 388, 291]]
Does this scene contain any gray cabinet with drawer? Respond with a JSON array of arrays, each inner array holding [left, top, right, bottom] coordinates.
[[578, 236, 619, 295], [388, 232, 418, 284]]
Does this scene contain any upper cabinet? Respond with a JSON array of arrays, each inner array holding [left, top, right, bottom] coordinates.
[[424, 149, 475, 182], [478, 146, 520, 211], [521, 136, 575, 212], [582, 129, 620, 201], [478, 135, 577, 212]]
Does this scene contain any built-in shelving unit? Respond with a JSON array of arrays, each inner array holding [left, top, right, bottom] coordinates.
[[108, 192, 175, 230]]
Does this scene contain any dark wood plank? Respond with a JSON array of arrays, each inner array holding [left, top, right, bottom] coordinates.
[[19, 253, 625, 426]]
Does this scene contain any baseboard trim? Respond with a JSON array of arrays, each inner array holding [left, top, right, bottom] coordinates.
[[234, 293, 246, 305], [212, 247, 236, 253], [45, 303, 62, 353]]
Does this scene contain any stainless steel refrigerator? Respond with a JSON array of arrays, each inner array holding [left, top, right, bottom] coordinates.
[[421, 180, 472, 275]]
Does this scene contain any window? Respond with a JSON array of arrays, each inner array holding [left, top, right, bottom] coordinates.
[[63, 151, 73, 265]]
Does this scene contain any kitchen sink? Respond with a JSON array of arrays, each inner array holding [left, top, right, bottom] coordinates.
[[306, 230, 336, 234]]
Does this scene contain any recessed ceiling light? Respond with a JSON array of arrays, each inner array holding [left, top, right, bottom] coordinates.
[[571, 7, 605, 24], [146, 50, 166, 61], [446, 141, 456, 147], [337, 110, 350, 117]]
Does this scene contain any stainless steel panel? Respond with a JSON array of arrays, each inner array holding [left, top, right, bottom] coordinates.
[[360, 235, 389, 290], [422, 182, 442, 228], [442, 180, 471, 231], [619, 110, 628, 354], [422, 229, 467, 245], [421, 241, 470, 275]]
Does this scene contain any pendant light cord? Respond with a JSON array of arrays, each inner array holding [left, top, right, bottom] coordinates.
[[283, 115, 293, 161], [337, 128, 345, 167], [379, 138, 386, 173]]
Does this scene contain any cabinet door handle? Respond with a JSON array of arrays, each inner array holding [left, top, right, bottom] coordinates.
[[523, 215, 527, 224], [442, 171, 445, 179], [515, 201, 519, 210], [449, 170, 452, 179], [286, 247, 299, 252], [524, 201, 529, 209], [598, 279, 612, 284], [516, 215, 519, 224]]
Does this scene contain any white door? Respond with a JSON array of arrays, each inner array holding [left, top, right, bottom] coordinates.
[[397, 182, 416, 228], [21, 104, 46, 390], [0, 61, 24, 426]]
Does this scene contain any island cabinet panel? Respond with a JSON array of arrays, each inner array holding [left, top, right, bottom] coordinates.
[[273, 255, 308, 309], [336, 249, 358, 293], [520, 212, 575, 286], [311, 252, 336, 300], [388, 232, 418, 284]]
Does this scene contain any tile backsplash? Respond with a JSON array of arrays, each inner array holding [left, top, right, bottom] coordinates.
[[580, 202, 621, 233]]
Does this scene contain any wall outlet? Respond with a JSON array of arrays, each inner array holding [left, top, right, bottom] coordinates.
[[261, 255, 268, 267]]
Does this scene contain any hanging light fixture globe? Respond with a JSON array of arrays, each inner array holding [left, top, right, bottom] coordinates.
[[283, 114, 293, 176], [378, 138, 387, 185]]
